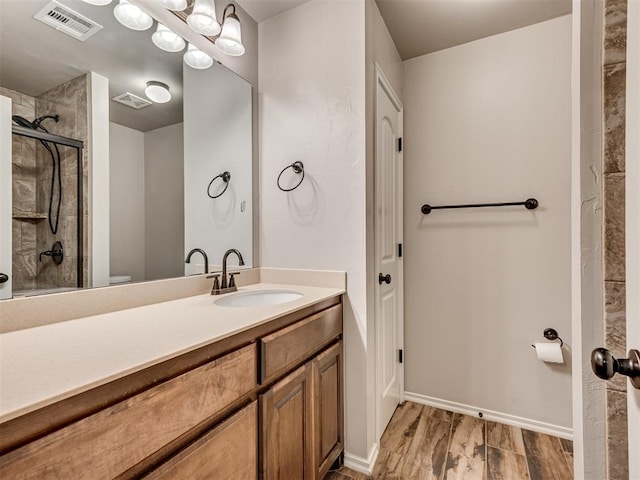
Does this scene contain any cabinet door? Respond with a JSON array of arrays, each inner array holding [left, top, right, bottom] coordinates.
[[313, 341, 343, 479], [145, 401, 257, 480], [261, 364, 313, 480]]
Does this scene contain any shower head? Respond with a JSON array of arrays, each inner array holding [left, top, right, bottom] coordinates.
[[12, 115, 37, 129]]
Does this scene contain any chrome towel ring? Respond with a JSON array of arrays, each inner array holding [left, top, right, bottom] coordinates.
[[207, 171, 231, 199], [277, 161, 305, 192]]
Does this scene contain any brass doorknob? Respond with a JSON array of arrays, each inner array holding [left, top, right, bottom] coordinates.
[[591, 348, 640, 389]]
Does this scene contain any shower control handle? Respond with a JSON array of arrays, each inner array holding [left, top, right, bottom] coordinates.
[[379, 273, 392, 285], [591, 348, 640, 389], [0, 273, 8, 284]]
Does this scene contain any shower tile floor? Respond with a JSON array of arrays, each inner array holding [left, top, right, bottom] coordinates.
[[326, 401, 573, 480]]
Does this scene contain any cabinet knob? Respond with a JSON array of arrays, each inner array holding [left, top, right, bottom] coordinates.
[[378, 273, 391, 285], [0, 273, 8, 284]]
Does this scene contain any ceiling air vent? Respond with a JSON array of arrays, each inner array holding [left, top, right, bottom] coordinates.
[[112, 92, 152, 110], [34, 1, 103, 42]]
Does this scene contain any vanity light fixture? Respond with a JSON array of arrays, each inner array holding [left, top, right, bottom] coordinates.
[[214, 3, 244, 56], [81, 0, 113, 5], [183, 43, 214, 69], [152, 23, 185, 52], [113, 0, 153, 31], [156, 0, 187, 11], [145, 81, 172, 103], [187, 0, 220, 36]]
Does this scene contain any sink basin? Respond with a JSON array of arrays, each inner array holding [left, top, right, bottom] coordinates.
[[214, 290, 303, 308]]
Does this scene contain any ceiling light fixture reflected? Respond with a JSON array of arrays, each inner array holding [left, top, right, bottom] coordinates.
[[145, 81, 172, 103], [215, 4, 244, 56], [81, 0, 113, 5], [157, 0, 187, 11], [183, 43, 214, 69], [113, 0, 153, 31], [152, 23, 185, 52], [187, 0, 220, 36]]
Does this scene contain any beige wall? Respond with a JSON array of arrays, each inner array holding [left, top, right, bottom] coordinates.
[[403, 16, 573, 432], [144, 123, 184, 281], [259, 0, 370, 462], [109, 122, 145, 282]]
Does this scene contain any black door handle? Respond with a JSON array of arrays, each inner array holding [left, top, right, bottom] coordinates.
[[591, 348, 640, 389], [0, 273, 8, 284], [378, 273, 391, 285]]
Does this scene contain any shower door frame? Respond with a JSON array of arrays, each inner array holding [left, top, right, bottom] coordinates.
[[11, 125, 84, 290]]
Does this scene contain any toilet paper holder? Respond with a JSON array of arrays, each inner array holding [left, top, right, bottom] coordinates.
[[531, 328, 564, 348]]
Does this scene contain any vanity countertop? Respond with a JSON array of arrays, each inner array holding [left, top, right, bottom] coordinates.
[[0, 282, 344, 423]]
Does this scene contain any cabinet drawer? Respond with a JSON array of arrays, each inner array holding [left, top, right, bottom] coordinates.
[[0, 344, 256, 480], [260, 304, 342, 384], [145, 401, 257, 480]]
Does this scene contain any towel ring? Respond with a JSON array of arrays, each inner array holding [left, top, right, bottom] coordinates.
[[207, 171, 231, 199], [277, 161, 305, 192]]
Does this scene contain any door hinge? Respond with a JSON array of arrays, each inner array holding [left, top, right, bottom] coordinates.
[[399, 349, 403, 364], [398, 243, 403, 258], [398, 137, 403, 152]]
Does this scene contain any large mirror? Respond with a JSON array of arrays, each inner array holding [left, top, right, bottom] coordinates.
[[0, 0, 253, 299]]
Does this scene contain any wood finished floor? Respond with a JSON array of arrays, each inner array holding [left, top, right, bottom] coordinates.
[[326, 402, 573, 480]]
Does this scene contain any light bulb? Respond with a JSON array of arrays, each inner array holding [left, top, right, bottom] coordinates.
[[215, 13, 244, 56], [187, 0, 220, 36], [183, 43, 213, 69], [81, 0, 113, 5], [114, 0, 153, 31], [145, 81, 171, 103], [152, 24, 185, 52], [157, 0, 187, 10]]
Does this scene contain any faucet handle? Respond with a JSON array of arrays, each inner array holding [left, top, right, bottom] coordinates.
[[228, 272, 240, 288], [207, 274, 220, 292], [206, 272, 221, 279]]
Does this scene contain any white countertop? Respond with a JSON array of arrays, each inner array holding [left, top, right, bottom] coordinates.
[[0, 283, 344, 423]]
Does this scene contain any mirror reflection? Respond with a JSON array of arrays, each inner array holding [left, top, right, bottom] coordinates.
[[0, 0, 253, 299]]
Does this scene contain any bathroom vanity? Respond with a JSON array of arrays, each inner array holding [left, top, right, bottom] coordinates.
[[0, 279, 344, 480]]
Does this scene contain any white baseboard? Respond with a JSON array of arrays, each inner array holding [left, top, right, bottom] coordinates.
[[344, 442, 379, 475], [404, 391, 573, 440]]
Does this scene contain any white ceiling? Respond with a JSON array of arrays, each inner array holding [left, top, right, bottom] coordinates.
[[235, 0, 310, 23], [234, 0, 572, 61], [375, 0, 572, 60]]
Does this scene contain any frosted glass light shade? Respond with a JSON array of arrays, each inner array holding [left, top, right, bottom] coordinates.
[[145, 81, 171, 103], [215, 14, 244, 56], [152, 24, 185, 52], [183, 43, 213, 69], [82, 0, 113, 5], [157, 0, 187, 10], [114, 0, 153, 31], [187, 0, 220, 36]]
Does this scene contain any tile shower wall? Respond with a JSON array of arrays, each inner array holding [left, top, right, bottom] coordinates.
[[602, 0, 628, 478], [35, 74, 89, 289], [1, 86, 38, 292]]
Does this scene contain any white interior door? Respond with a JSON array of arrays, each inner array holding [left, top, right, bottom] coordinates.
[[0, 96, 12, 300], [626, 2, 639, 477], [375, 64, 404, 439]]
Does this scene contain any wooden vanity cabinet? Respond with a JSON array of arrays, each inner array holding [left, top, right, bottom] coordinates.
[[144, 401, 258, 480], [312, 342, 344, 479], [0, 297, 343, 480], [259, 304, 344, 480]]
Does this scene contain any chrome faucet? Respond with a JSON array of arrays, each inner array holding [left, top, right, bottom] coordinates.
[[185, 248, 209, 274], [210, 248, 245, 295]]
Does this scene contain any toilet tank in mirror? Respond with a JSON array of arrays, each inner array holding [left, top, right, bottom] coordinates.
[[0, 0, 253, 300]]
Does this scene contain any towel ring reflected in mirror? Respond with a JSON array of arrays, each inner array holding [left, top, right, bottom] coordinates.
[[277, 161, 305, 192], [207, 171, 231, 199]]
